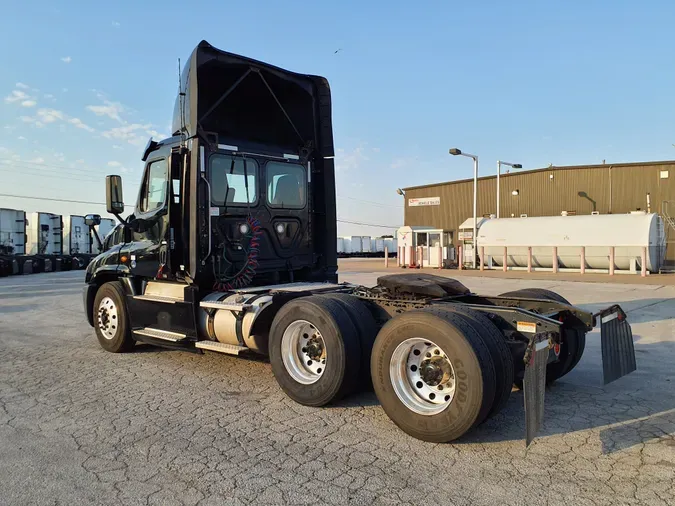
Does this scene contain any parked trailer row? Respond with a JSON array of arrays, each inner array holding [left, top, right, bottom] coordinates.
[[0, 208, 116, 277], [338, 236, 398, 257]]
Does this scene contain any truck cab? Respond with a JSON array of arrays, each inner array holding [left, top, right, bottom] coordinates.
[[84, 40, 338, 338]]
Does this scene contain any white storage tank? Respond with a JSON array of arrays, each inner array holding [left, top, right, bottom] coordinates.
[[478, 213, 665, 272], [0, 208, 26, 255], [26, 212, 63, 255], [63, 215, 92, 255]]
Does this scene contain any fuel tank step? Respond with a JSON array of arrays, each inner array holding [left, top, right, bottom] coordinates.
[[133, 294, 181, 304], [195, 341, 248, 355], [199, 300, 252, 311], [134, 327, 188, 342]]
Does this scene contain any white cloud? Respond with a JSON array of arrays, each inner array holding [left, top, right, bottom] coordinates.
[[0, 146, 9, 153], [112, 21, 120, 27], [112, 144, 122, 150], [102, 123, 152, 146], [30, 157, 45, 164], [86, 101, 125, 123], [68, 117, 95, 132], [43, 93, 54, 99], [17, 136, 26, 140], [37, 108, 65, 123], [75, 159, 85, 164], [107, 161, 122, 167], [19, 115, 44, 127], [21, 99, 36, 107], [335, 145, 370, 172], [11, 154, 20, 161], [15, 82, 29, 90], [4, 90, 29, 103], [61, 56, 72, 64]]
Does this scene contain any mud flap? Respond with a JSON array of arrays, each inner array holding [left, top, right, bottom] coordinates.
[[598, 305, 636, 385], [523, 338, 549, 446]]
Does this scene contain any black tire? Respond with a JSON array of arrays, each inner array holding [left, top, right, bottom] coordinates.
[[438, 306, 514, 419], [93, 281, 134, 353], [371, 308, 496, 442], [268, 296, 361, 407], [499, 288, 586, 383], [317, 293, 378, 389]]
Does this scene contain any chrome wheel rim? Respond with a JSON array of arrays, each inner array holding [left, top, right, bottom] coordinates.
[[390, 338, 456, 416], [281, 320, 326, 385], [97, 297, 118, 340]]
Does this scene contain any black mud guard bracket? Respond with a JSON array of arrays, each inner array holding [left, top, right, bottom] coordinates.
[[523, 304, 636, 446], [523, 333, 549, 446], [595, 305, 636, 385]]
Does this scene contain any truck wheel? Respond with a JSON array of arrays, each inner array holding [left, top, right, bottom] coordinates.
[[317, 293, 378, 390], [371, 309, 496, 443], [268, 296, 361, 407], [499, 288, 586, 383], [93, 281, 134, 353], [438, 306, 514, 419]]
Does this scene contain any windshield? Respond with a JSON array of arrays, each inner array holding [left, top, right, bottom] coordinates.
[[210, 154, 258, 206]]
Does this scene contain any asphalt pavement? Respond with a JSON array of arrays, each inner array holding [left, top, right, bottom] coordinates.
[[0, 265, 673, 505]]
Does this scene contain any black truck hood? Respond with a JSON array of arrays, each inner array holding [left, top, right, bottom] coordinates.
[[172, 40, 334, 156]]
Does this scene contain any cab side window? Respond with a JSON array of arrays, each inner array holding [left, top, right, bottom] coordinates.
[[140, 159, 168, 213]]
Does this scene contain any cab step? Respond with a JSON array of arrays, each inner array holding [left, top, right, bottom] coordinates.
[[199, 300, 252, 311], [195, 341, 248, 355], [134, 327, 188, 342]]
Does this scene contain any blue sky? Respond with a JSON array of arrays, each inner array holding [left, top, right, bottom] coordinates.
[[1, 1, 674, 236]]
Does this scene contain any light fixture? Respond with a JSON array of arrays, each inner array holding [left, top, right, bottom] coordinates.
[[496, 161, 522, 218], [449, 147, 479, 269], [239, 223, 250, 235], [396, 188, 405, 196], [512, 190, 519, 196], [275, 223, 286, 234]]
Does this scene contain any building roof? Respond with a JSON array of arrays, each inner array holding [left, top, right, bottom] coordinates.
[[402, 159, 675, 192]]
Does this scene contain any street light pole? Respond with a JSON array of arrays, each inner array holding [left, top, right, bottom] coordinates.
[[449, 148, 479, 269], [496, 161, 522, 219]]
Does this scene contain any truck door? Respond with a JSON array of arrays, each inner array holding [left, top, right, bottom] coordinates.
[[123, 154, 170, 278]]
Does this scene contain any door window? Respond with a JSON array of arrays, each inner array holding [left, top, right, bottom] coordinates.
[[267, 161, 306, 208], [140, 159, 168, 213], [210, 155, 258, 206]]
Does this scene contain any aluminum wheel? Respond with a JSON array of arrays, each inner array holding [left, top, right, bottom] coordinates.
[[281, 320, 326, 385], [390, 338, 456, 415], [97, 296, 119, 340]]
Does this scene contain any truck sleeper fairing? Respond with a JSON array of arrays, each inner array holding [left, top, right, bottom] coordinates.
[[172, 40, 337, 284]]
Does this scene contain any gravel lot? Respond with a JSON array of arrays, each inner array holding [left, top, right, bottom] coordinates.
[[0, 265, 674, 505]]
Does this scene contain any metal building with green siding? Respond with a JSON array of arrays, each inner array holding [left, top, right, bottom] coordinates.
[[402, 160, 675, 270]]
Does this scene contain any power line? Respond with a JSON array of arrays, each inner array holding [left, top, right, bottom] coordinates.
[[337, 219, 398, 228], [0, 193, 134, 207], [0, 193, 399, 227]]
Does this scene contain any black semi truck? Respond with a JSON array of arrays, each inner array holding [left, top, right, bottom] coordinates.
[[83, 40, 636, 445]]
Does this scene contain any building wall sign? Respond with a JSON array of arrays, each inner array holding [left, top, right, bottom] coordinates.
[[408, 197, 440, 207]]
